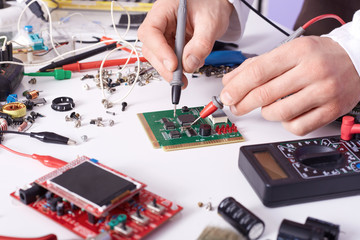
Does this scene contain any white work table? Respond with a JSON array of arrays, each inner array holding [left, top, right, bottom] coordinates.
[[0, 9, 357, 240]]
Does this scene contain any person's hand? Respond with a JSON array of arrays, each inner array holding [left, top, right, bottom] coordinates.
[[220, 36, 360, 135], [138, 0, 234, 88]]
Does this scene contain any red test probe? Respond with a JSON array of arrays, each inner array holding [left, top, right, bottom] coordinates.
[[191, 96, 224, 125]]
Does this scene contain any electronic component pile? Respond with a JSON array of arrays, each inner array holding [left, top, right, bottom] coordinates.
[[138, 106, 244, 151], [11, 156, 182, 239]]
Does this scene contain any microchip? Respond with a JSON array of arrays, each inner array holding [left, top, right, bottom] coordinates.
[[209, 109, 228, 124], [51, 161, 137, 207], [169, 130, 181, 139], [177, 114, 196, 126], [185, 127, 197, 137], [164, 121, 175, 130]]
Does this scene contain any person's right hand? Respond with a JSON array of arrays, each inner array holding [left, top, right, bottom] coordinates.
[[138, 0, 234, 88]]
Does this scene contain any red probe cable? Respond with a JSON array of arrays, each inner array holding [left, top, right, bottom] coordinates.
[[0, 144, 67, 168], [302, 14, 345, 29], [63, 56, 148, 72], [0, 234, 57, 240]]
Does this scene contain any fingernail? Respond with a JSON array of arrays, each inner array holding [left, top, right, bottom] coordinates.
[[230, 105, 238, 115], [186, 55, 200, 71], [163, 59, 172, 71], [220, 91, 233, 105]]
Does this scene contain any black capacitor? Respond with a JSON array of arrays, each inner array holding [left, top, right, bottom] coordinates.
[[277, 219, 324, 240], [182, 106, 189, 112], [199, 124, 212, 137], [56, 202, 65, 216], [45, 191, 53, 200], [305, 217, 340, 240], [70, 202, 79, 211], [48, 197, 61, 212], [218, 197, 265, 240]]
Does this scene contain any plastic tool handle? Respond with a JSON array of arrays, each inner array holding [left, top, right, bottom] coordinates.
[[63, 57, 147, 71], [200, 96, 224, 119], [170, 0, 187, 104], [341, 116, 360, 140]]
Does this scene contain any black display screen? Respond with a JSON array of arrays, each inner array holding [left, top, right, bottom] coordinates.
[[254, 151, 288, 180]]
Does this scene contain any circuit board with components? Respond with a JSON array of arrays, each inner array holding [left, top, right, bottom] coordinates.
[[11, 156, 182, 239], [138, 106, 244, 151]]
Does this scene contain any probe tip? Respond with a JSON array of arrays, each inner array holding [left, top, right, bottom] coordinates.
[[173, 105, 177, 117], [67, 139, 77, 145]]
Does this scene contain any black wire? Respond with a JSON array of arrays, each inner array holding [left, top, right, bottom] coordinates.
[[0, 130, 30, 136], [258, 0, 263, 13], [240, 0, 290, 37], [50, 0, 59, 13]]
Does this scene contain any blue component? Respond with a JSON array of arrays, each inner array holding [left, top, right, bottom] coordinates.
[[6, 94, 17, 103], [356, 163, 360, 169], [204, 50, 247, 67], [24, 25, 33, 33], [28, 33, 48, 51], [90, 158, 99, 164]]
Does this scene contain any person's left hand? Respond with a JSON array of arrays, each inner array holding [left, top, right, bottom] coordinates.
[[220, 36, 360, 135]]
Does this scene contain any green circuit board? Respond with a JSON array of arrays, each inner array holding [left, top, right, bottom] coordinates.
[[138, 106, 244, 151]]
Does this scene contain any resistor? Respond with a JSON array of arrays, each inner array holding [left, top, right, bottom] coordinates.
[[17, 121, 28, 132], [0, 118, 8, 131]]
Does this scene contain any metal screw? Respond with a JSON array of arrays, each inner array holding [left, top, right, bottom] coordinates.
[[81, 135, 88, 142], [198, 202, 204, 208], [121, 102, 127, 111], [106, 111, 115, 116], [83, 84, 90, 90], [65, 115, 72, 121], [74, 120, 81, 128], [109, 120, 114, 127], [70, 112, 81, 120], [205, 202, 213, 211], [28, 78, 37, 84]]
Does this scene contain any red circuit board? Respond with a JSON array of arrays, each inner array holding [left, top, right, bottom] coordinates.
[[10, 157, 183, 239]]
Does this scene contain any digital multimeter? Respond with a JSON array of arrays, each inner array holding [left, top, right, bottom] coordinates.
[[239, 135, 360, 207]]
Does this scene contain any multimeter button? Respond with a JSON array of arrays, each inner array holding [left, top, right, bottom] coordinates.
[[294, 145, 343, 169]]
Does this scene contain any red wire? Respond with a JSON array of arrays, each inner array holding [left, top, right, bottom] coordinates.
[[302, 14, 346, 29], [0, 144, 67, 168], [0, 144, 32, 158]]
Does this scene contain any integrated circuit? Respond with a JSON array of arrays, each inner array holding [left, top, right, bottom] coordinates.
[[138, 106, 244, 151]]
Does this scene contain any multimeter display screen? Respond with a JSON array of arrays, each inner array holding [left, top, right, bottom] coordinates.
[[254, 151, 288, 180]]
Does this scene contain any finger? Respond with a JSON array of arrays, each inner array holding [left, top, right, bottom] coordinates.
[[182, 21, 218, 73], [282, 104, 337, 136], [142, 46, 189, 88], [222, 56, 258, 85], [230, 65, 308, 115], [220, 45, 298, 106], [260, 85, 323, 122]]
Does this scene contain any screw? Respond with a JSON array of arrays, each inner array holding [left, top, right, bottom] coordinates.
[[106, 111, 115, 116], [205, 202, 213, 211], [70, 112, 81, 120], [83, 84, 90, 90], [81, 135, 88, 142], [28, 78, 37, 84], [109, 120, 114, 127], [74, 120, 81, 128], [65, 115, 72, 122], [121, 102, 128, 111]]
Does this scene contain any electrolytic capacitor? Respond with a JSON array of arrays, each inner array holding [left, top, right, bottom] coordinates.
[[218, 197, 265, 240], [277, 219, 324, 240]]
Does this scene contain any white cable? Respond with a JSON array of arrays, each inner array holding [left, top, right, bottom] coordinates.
[[0, 39, 118, 67], [110, 1, 131, 40], [0, 36, 7, 50]]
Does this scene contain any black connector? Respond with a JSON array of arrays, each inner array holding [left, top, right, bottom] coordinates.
[[30, 131, 76, 145], [25, 0, 47, 22]]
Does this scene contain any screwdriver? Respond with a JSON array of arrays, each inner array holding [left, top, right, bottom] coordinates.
[[191, 96, 223, 126], [170, 0, 187, 117]]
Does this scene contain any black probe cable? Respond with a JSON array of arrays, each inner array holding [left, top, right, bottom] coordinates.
[[239, 0, 290, 37], [0, 130, 76, 145]]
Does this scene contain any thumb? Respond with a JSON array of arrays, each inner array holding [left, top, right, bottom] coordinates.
[[182, 24, 217, 73]]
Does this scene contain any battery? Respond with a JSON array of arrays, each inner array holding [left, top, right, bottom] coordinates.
[[218, 197, 265, 240]]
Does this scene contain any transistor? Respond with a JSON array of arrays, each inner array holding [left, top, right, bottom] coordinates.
[[164, 121, 175, 130]]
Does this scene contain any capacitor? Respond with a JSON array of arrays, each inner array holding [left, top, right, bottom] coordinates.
[[0, 118, 8, 131], [199, 124, 212, 136], [277, 219, 324, 240], [218, 197, 265, 240], [56, 202, 65, 216]]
